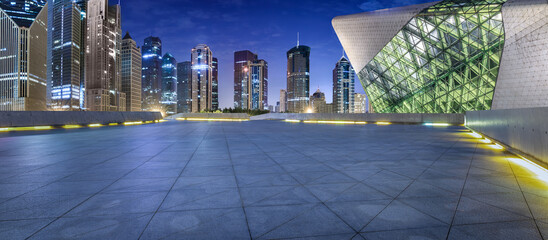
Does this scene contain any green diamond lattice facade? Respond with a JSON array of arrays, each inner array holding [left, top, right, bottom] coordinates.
[[334, 0, 548, 113]]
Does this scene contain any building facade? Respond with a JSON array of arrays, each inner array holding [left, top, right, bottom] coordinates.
[[287, 45, 310, 113], [333, 0, 548, 113], [191, 44, 213, 112], [279, 89, 287, 113], [141, 36, 162, 111], [121, 32, 142, 112], [0, 1, 48, 111], [47, 0, 82, 111], [333, 56, 355, 113], [177, 61, 192, 113], [354, 93, 367, 113], [310, 89, 328, 113], [161, 53, 177, 115], [212, 57, 219, 111], [248, 59, 268, 110], [85, 0, 124, 111], [234, 50, 257, 109]]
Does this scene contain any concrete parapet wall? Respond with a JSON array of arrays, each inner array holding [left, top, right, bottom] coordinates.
[[0, 111, 163, 127], [466, 108, 548, 165], [167, 113, 250, 120], [251, 113, 465, 124]]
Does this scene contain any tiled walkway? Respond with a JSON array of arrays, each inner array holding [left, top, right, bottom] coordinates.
[[0, 121, 547, 239]]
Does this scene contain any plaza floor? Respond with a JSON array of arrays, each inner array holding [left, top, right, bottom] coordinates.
[[0, 120, 547, 239]]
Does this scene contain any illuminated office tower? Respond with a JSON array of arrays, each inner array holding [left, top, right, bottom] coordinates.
[[141, 36, 162, 111], [279, 89, 287, 113], [354, 93, 367, 113], [191, 44, 213, 112], [0, 0, 48, 111], [310, 89, 327, 113], [121, 32, 142, 112], [212, 57, 218, 110], [161, 53, 177, 115], [85, 0, 125, 111], [177, 61, 191, 113], [333, 56, 355, 113], [287, 44, 311, 113], [234, 50, 257, 109], [249, 59, 268, 110], [47, 0, 82, 110]]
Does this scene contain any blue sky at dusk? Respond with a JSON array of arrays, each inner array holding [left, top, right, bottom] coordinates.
[[121, 0, 433, 109]]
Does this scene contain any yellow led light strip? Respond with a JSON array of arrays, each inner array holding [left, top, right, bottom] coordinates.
[[63, 125, 82, 129], [303, 120, 367, 125], [123, 121, 143, 126], [185, 118, 249, 122], [376, 122, 391, 125], [424, 123, 451, 126], [284, 119, 301, 123]]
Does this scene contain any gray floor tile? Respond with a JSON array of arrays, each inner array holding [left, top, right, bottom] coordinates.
[[159, 188, 241, 211], [66, 191, 166, 217], [362, 226, 449, 240], [362, 201, 448, 232], [453, 196, 531, 225], [0, 219, 53, 239], [448, 220, 543, 240]]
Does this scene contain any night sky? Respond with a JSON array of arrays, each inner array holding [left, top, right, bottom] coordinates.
[[121, 0, 433, 109]]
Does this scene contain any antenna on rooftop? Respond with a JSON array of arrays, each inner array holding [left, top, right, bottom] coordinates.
[[297, 32, 300, 47]]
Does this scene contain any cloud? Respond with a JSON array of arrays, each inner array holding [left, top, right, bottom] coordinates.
[[358, 0, 384, 11]]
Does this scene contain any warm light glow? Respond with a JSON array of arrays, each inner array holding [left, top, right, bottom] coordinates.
[[306, 108, 314, 113], [185, 118, 249, 122], [355, 122, 367, 125], [63, 125, 82, 129], [109, 123, 119, 126], [33, 126, 53, 130], [124, 121, 143, 126], [159, 120, 168, 123], [376, 122, 391, 125], [89, 124, 103, 128], [424, 123, 451, 126], [468, 132, 483, 138], [176, 118, 186, 121], [489, 143, 505, 150], [480, 138, 492, 144], [507, 157, 548, 184], [303, 120, 367, 125], [285, 119, 301, 123], [0, 128, 9, 132]]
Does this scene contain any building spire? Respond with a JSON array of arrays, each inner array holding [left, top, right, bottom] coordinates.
[[297, 32, 300, 47]]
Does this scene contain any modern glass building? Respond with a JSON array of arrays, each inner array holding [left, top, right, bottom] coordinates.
[[176, 61, 191, 113], [234, 50, 257, 109], [249, 59, 268, 110], [161, 53, 177, 115], [333, 56, 355, 113], [286, 45, 311, 113], [85, 0, 124, 111], [47, 0, 83, 111], [141, 36, 162, 111], [0, 0, 47, 111], [333, 0, 548, 113], [191, 44, 213, 112], [121, 32, 142, 112], [212, 57, 218, 111]]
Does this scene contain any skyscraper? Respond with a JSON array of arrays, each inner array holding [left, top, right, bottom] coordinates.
[[191, 44, 213, 112], [234, 50, 257, 108], [310, 89, 327, 113], [161, 53, 177, 115], [212, 57, 219, 111], [354, 93, 367, 114], [0, 0, 48, 111], [141, 36, 162, 111], [85, 0, 125, 111], [280, 89, 287, 113], [177, 61, 192, 113], [287, 44, 310, 113], [75, 0, 86, 109], [121, 32, 142, 112], [333, 56, 355, 113], [47, 0, 83, 111], [249, 60, 268, 110]]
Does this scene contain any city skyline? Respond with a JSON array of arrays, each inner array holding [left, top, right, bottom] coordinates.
[[120, 0, 435, 109]]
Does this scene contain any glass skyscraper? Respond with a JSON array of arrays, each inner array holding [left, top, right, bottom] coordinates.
[[333, 56, 355, 113], [249, 60, 268, 110], [161, 53, 177, 115], [121, 32, 142, 112], [287, 45, 311, 113], [191, 44, 213, 112], [176, 61, 192, 113], [234, 50, 257, 109], [0, 0, 48, 111], [85, 0, 124, 111], [47, 0, 83, 110], [212, 57, 219, 111], [141, 36, 162, 111]]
